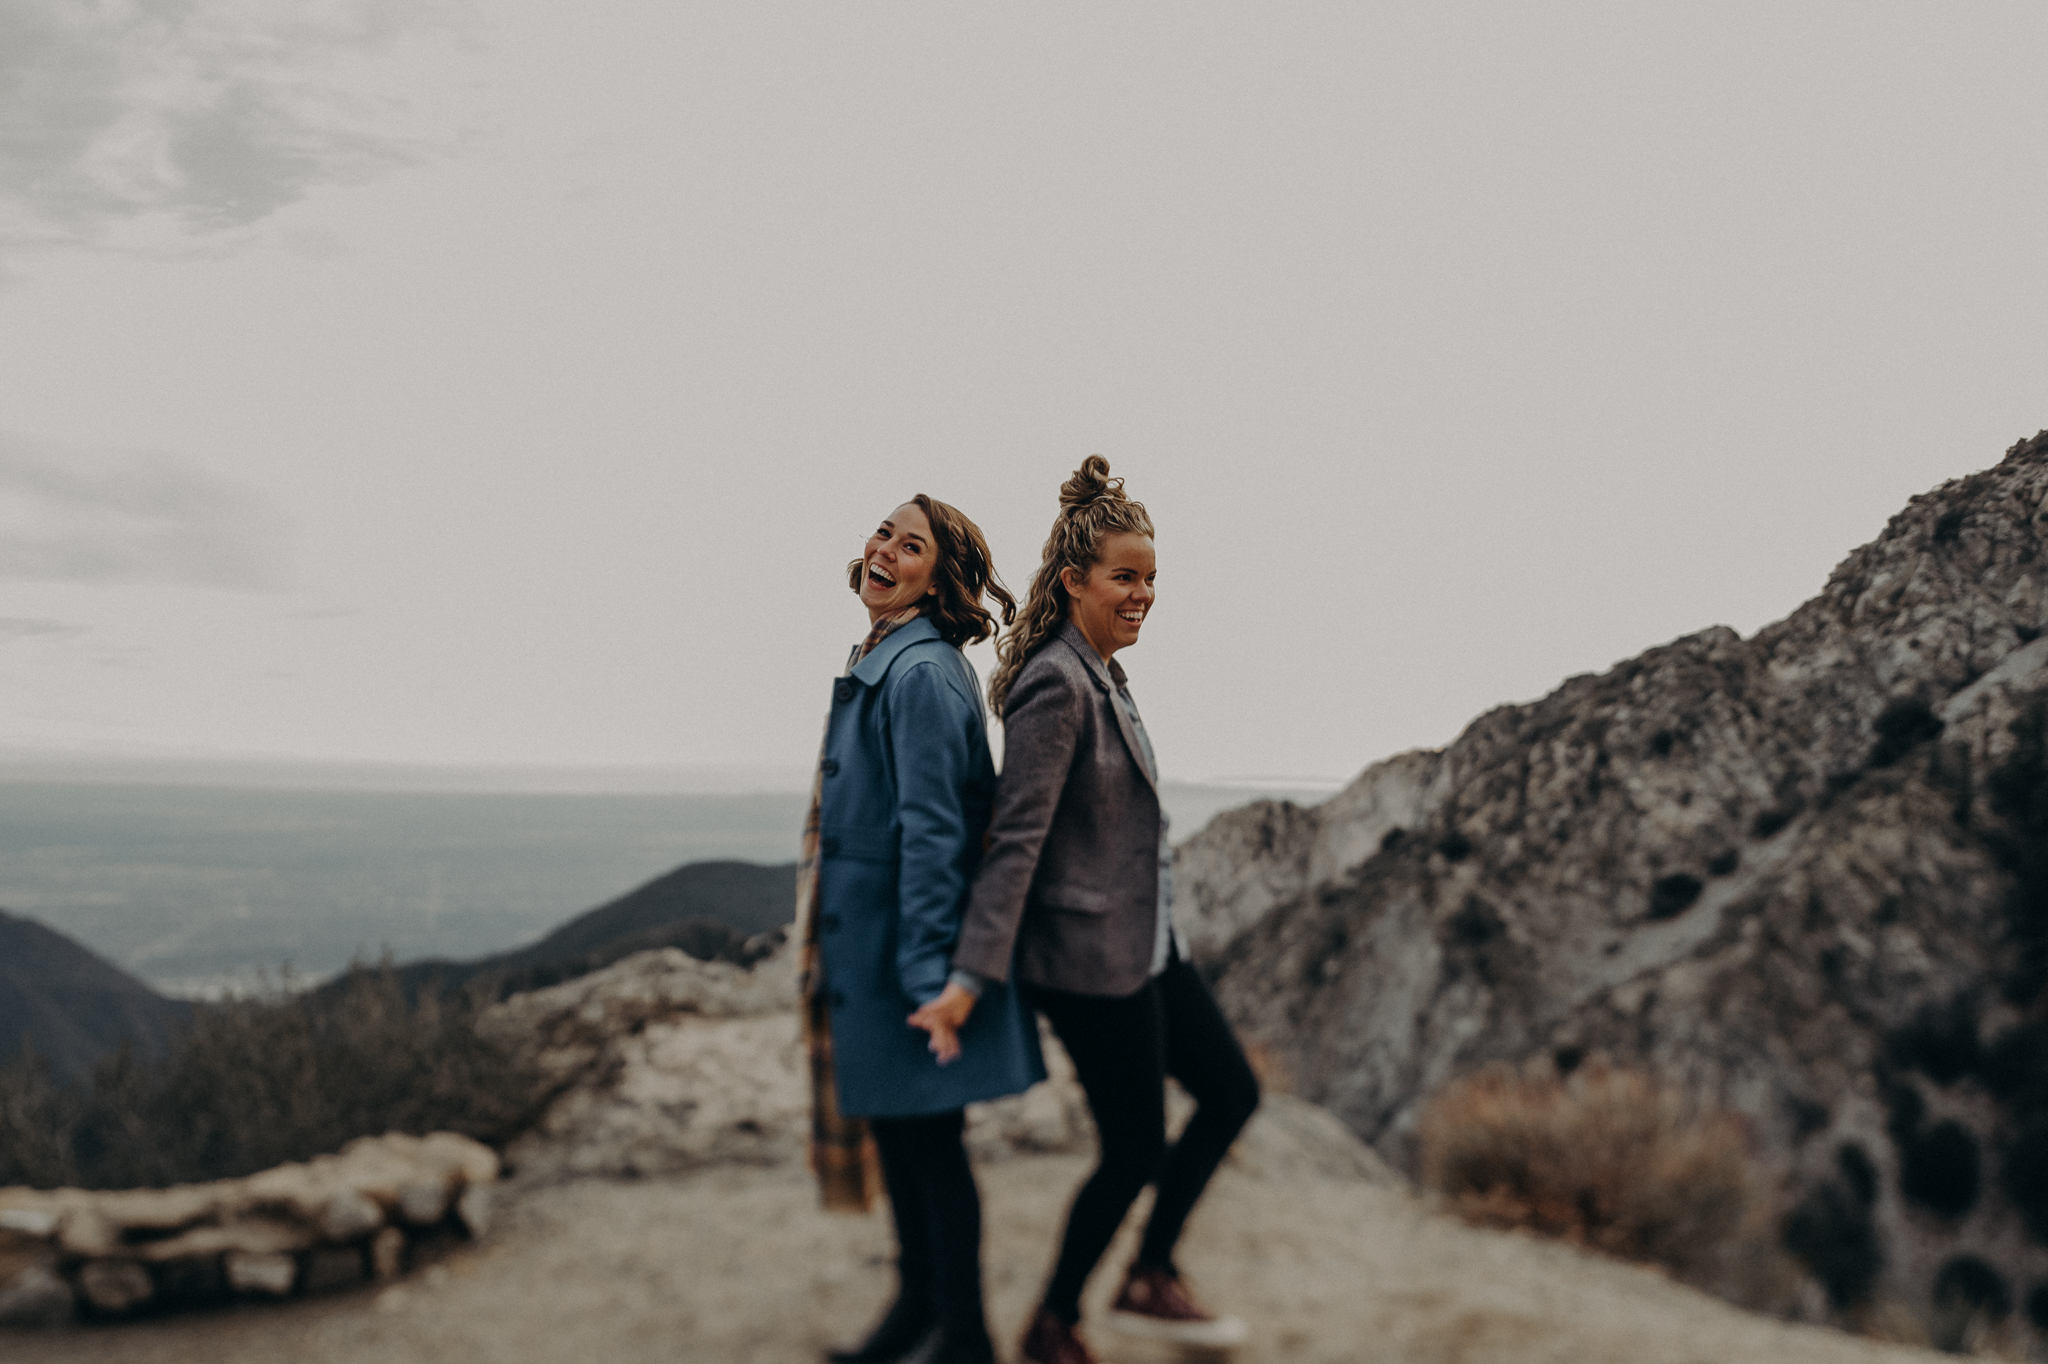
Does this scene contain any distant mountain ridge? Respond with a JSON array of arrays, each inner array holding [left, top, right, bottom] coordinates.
[[0, 909, 189, 1076], [329, 859, 799, 1001]]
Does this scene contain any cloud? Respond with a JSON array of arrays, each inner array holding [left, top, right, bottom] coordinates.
[[0, 617, 83, 642], [0, 0, 464, 252], [0, 433, 287, 589]]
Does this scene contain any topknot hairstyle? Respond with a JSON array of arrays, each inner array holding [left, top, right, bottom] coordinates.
[[987, 456, 1154, 711], [846, 494, 1016, 649]]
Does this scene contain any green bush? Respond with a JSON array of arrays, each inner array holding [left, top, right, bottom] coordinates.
[[0, 965, 538, 1190]]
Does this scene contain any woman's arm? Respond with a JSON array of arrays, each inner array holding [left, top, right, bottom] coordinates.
[[886, 658, 984, 1008], [950, 661, 1084, 983]]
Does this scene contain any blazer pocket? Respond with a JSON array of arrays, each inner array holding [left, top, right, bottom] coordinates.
[[820, 823, 900, 864], [1034, 881, 1111, 914]]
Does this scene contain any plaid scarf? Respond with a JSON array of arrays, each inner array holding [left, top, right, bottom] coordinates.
[[796, 607, 921, 1213]]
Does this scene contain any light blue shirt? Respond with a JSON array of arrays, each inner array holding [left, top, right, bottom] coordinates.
[[1109, 680, 1186, 976]]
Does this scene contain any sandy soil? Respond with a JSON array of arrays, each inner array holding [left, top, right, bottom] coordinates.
[[5, 1155, 1945, 1364]]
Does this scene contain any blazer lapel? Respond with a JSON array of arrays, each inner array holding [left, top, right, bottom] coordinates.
[[1055, 623, 1158, 798]]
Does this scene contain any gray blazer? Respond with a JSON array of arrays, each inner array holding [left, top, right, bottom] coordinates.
[[953, 621, 1162, 997]]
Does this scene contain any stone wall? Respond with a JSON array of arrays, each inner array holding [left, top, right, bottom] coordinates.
[[0, 1131, 497, 1327]]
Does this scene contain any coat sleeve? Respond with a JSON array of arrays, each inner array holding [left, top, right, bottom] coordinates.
[[886, 658, 982, 1006], [949, 661, 1084, 983]]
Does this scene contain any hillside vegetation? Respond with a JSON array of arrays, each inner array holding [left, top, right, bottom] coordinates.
[[0, 859, 793, 1190]]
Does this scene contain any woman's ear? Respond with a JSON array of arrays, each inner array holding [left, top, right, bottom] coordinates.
[[1059, 564, 1084, 595]]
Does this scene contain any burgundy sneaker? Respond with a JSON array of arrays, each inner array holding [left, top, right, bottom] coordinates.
[[1106, 1266, 1248, 1348], [1019, 1307, 1098, 1364]]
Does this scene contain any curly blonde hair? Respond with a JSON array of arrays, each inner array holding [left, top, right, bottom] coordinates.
[[987, 457, 1154, 712]]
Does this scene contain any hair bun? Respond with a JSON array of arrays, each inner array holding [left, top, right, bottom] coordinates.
[[1059, 455, 1125, 511]]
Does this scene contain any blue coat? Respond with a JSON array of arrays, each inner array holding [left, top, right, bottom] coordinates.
[[816, 615, 1047, 1119]]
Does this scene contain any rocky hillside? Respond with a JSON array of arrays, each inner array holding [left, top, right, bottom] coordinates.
[[1181, 431, 2048, 1347]]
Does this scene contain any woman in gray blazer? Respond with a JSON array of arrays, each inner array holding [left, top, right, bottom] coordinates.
[[916, 457, 1260, 1364]]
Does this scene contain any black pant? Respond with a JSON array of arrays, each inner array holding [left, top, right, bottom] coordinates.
[[1026, 955, 1260, 1323], [868, 1109, 989, 1344]]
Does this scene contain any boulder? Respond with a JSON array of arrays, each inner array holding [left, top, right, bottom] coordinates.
[[478, 945, 798, 1093], [320, 1190, 385, 1243], [397, 1178, 450, 1226], [302, 1246, 365, 1294], [225, 1250, 296, 1296], [0, 1265, 73, 1328], [456, 1183, 492, 1238], [54, 1208, 120, 1259], [1176, 748, 1445, 960], [487, 945, 1407, 1204], [488, 948, 811, 1181], [369, 1226, 406, 1282], [0, 1207, 57, 1238], [131, 1218, 310, 1262], [75, 1259, 152, 1314]]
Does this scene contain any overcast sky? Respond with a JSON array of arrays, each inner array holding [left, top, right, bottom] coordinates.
[[1, 2, 2044, 786]]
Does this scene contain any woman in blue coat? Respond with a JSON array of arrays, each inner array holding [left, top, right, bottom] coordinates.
[[801, 493, 1046, 1364]]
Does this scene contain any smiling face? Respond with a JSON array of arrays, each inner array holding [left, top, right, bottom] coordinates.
[[1061, 532, 1156, 662], [858, 502, 940, 623]]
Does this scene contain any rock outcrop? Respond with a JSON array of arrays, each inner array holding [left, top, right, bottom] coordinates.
[[480, 945, 1400, 1189], [1180, 432, 2048, 1347], [0, 1131, 498, 1325]]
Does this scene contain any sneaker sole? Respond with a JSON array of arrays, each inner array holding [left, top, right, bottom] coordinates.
[[1103, 1310, 1249, 1348]]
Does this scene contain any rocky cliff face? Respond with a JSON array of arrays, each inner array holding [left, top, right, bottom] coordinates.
[[1182, 432, 2048, 1343]]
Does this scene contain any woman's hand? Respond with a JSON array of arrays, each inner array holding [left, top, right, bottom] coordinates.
[[907, 983, 978, 1065]]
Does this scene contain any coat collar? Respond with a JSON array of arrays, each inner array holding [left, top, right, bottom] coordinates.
[[1055, 619, 1128, 692], [1054, 621, 1156, 796], [850, 612, 942, 685]]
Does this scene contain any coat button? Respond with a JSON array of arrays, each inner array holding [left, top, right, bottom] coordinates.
[[834, 679, 855, 702], [821, 914, 840, 933], [821, 759, 839, 776], [821, 835, 839, 855]]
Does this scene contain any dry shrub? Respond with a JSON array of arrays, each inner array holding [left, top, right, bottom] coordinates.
[[1417, 1056, 1765, 1282], [0, 964, 539, 1191]]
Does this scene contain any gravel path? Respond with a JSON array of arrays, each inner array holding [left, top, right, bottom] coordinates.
[[5, 1155, 1944, 1364]]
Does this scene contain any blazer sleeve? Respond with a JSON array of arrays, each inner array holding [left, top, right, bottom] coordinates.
[[950, 661, 1084, 983], [886, 657, 981, 1006]]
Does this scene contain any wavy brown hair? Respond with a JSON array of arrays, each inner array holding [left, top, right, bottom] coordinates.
[[987, 456, 1154, 712], [846, 494, 1016, 649]]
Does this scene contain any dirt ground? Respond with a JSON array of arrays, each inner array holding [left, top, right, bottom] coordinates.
[[4, 1155, 1946, 1364]]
